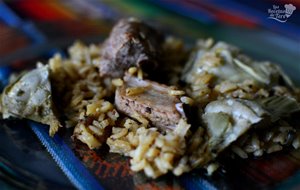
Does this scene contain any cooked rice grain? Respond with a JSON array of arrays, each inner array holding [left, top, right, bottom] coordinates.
[[168, 89, 185, 96], [112, 78, 124, 87], [126, 87, 146, 96]]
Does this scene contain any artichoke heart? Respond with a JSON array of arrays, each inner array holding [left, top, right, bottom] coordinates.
[[203, 99, 267, 155], [0, 65, 61, 136]]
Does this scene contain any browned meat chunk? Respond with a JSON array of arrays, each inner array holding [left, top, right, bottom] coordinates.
[[115, 75, 186, 130], [96, 18, 163, 77]]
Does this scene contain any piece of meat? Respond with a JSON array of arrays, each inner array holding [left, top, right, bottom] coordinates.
[[115, 75, 185, 130], [96, 17, 163, 77]]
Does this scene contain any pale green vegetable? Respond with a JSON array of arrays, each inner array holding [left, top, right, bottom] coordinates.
[[188, 99, 267, 168], [203, 99, 266, 155], [192, 96, 300, 167], [0, 64, 61, 136], [182, 40, 295, 88], [205, 112, 231, 138], [233, 59, 268, 84], [258, 96, 300, 122]]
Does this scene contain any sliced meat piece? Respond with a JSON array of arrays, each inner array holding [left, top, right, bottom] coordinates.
[[115, 75, 185, 130], [96, 17, 163, 77]]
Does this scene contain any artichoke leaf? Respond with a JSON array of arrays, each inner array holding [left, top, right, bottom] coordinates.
[[233, 58, 268, 84], [274, 64, 296, 90], [1, 65, 61, 136], [258, 96, 300, 122]]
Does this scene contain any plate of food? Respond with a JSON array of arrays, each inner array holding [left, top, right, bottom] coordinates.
[[1, 17, 300, 190]]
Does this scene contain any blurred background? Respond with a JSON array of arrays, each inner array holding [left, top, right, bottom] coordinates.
[[0, 0, 299, 189], [0, 0, 299, 82]]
